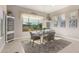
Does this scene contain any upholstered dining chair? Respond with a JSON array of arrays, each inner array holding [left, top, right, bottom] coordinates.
[[43, 31, 55, 51], [30, 32, 41, 47], [43, 31, 55, 42]]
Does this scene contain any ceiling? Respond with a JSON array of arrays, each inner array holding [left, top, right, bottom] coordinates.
[[18, 5, 69, 14]]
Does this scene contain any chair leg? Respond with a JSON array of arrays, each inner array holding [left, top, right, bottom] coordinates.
[[40, 39, 41, 44], [39, 39, 41, 49], [30, 39, 33, 47], [32, 40, 34, 47], [43, 39, 45, 43]]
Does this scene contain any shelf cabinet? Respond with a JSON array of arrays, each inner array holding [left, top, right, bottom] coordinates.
[[6, 16, 15, 42]]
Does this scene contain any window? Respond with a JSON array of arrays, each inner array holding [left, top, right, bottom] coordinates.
[[21, 13, 44, 31]]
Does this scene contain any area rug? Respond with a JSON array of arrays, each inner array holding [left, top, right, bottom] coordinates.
[[22, 39, 71, 53]]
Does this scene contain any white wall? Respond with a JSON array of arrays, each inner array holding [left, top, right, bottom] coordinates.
[[50, 6, 79, 41], [0, 5, 6, 52], [7, 5, 47, 39]]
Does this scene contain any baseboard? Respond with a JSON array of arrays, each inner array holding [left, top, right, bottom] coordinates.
[[59, 35, 79, 41]]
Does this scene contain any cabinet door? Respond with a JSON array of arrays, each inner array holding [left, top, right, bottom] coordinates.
[[7, 33, 14, 40], [7, 18, 14, 31]]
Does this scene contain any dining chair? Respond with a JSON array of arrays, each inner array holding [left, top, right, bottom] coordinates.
[[43, 31, 55, 51], [30, 32, 41, 47], [43, 31, 55, 42]]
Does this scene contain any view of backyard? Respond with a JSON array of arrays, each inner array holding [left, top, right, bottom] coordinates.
[[22, 18, 42, 31]]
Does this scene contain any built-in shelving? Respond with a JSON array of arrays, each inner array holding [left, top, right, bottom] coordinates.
[[6, 16, 15, 42]]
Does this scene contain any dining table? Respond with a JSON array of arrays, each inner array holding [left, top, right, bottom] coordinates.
[[33, 29, 55, 44]]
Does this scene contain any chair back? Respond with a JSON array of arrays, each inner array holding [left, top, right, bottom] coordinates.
[[30, 32, 33, 39], [30, 32, 40, 40], [47, 31, 55, 41]]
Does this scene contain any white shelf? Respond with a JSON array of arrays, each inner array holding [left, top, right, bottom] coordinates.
[[7, 31, 14, 34], [7, 16, 15, 19], [6, 39, 15, 43]]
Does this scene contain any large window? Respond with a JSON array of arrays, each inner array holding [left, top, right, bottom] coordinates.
[[22, 14, 44, 31]]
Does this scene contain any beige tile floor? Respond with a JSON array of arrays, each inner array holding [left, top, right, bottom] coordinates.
[[1, 39, 25, 53], [1, 37, 79, 53]]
